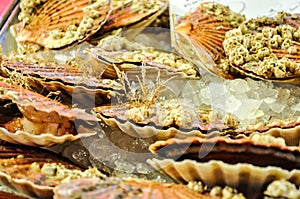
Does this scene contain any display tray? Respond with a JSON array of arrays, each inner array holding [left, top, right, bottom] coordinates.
[[1, 1, 300, 199]]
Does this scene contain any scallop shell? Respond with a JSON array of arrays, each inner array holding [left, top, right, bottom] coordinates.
[[86, 44, 200, 80], [97, 113, 205, 140], [241, 119, 300, 146], [0, 80, 98, 146], [94, 0, 168, 37], [171, 2, 246, 79], [53, 177, 214, 199], [0, 190, 28, 199], [94, 103, 235, 140], [222, 13, 300, 82], [147, 158, 300, 199], [149, 136, 300, 171], [1, 60, 123, 107], [0, 127, 92, 147], [0, 140, 83, 198], [11, 0, 111, 49]]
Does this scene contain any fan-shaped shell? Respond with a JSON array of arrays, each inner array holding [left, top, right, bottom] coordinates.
[[239, 119, 300, 146], [171, 2, 246, 79], [0, 80, 98, 146], [94, 103, 237, 140], [222, 15, 300, 83], [149, 136, 300, 170], [148, 159, 300, 199], [95, 0, 168, 36], [86, 42, 200, 80], [0, 60, 123, 107], [53, 177, 214, 199], [11, 0, 111, 49], [0, 140, 105, 199]]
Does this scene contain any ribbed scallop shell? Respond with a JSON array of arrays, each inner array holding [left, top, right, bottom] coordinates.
[[86, 44, 200, 80], [53, 177, 214, 199], [0, 80, 98, 146], [240, 119, 300, 146], [1, 60, 123, 107], [95, 0, 168, 36], [11, 0, 111, 49], [223, 13, 300, 83], [0, 140, 83, 198], [97, 112, 205, 140], [148, 159, 300, 199], [94, 103, 235, 140], [171, 2, 246, 79], [149, 136, 300, 170]]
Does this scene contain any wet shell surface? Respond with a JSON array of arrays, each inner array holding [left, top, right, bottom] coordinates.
[[53, 177, 214, 199], [96, 0, 168, 36], [221, 13, 300, 83], [94, 102, 237, 140], [0, 80, 98, 146], [149, 136, 300, 171], [239, 119, 300, 146], [11, 0, 111, 49], [147, 158, 300, 199], [172, 2, 246, 78], [0, 60, 123, 107], [0, 140, 99, 198], [86, 45, 200, 80]]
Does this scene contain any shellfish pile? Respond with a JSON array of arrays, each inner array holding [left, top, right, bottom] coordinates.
[[0, 0, 300, 198]]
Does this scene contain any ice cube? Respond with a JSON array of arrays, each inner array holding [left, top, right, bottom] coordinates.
[[225, 95, 242, 113], [227, 79, 250, 93], [234, 99, 263, 120], [291, 102, 300, 113], [270, 102, 286, 113]]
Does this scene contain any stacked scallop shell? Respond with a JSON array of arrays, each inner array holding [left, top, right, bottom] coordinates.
[[0, 140, 106, 198], [1, 0, 300, 198]]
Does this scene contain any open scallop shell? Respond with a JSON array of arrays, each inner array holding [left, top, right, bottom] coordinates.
[[241, 119, 300, 146], [97, 113, 205, 140], [171, 2, 246, 79], [94, 0, 168, 37], [0, 140, 105, 198], [149, 136, 300, 171], [262, 124, 300, 146], [94, 103, 236, 140], [0, 80, 98, 146], [11, 0, 111, 49], [148, 158, 300, 199], [1, 60, 124, 107], [0, 127, 93, 147], [86, 40, 200, 80], [53, 177, 214, 199], [222, 14, 300, 83]]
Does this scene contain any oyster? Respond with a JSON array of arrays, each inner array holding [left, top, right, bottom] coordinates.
[[94, 100, 238, 140], [0, 60, 123, 107], [0, 140, 105, 198], [53, 177, 213, 199], [172, 2, 246, 78], [0, 80, 98, 146], [11, 0, 111, 49]]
